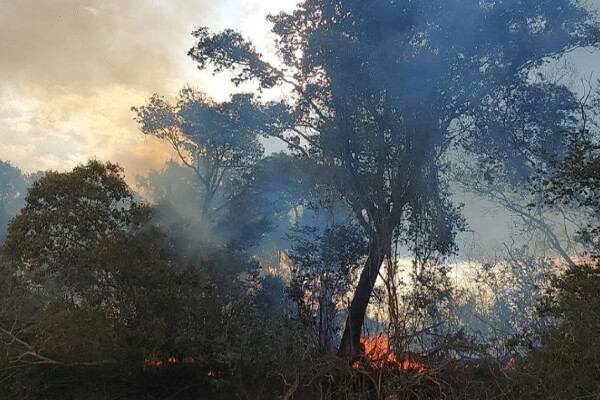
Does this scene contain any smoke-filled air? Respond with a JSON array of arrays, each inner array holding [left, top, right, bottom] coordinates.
[[2, 0, 600, 399]]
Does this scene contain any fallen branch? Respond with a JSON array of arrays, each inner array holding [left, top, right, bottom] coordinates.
[[0, 326, 117, 367]]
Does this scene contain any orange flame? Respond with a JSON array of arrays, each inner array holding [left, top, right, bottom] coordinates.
[[501, 356, 517, 371], [143, 357, 163, 367], [143, 354, 217, 378], [353, 335, 425, 373], [143, 355, 196, 368]]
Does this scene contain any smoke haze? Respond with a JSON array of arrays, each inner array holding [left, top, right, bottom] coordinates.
[[0, 0, 295, 181]]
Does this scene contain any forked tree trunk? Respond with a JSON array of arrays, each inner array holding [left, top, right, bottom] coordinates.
[[339, 229, 390, 356]]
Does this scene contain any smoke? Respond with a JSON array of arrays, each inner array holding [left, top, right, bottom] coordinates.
[[1, 0, 598, 351], [0, 0, 213, 92], [0, 0, 296, 184]]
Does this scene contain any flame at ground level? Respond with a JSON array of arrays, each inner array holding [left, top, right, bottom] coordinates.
[[143, 356, 215, 377], [501, 356, 517, 371], [142, 343, 515, 378], [352, 335, 517, 374], [353, 335, 425, 373]]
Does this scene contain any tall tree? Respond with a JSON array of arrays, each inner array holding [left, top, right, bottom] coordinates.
[[189, 0, 599, 355], [133, 87, 266, 219], [2, 161, 149, 295]]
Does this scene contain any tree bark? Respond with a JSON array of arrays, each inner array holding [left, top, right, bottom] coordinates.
[[339, 229, 390, 356]]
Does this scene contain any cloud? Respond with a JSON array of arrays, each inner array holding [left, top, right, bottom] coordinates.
[[80, 6, 101, 17], [0, 0, 296, 184], [0, 0, 297, 94], [0, 0, 212, 93], [0, 82, 173, 181]]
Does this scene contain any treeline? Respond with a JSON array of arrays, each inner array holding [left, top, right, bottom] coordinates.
[[0, 160, 295, 399], [0, 130, 600, 399], [0, 131, 598, 399]]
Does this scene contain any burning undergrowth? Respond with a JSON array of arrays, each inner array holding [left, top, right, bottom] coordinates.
[[353, 334, 517, 373], [353, 335, 425, 373]]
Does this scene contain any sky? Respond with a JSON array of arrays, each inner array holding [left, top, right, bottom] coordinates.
[[0, 0, 296, 180], [1, 0, 600, 256]]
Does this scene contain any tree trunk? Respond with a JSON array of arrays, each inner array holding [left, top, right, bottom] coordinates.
[[339, 229, 390, 356]]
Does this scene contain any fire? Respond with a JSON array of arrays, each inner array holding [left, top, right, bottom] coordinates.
[[501, 356, 517, 371], [400, 357, 425, 373], [143, 355, 216, 378], [353, 335, 425, 373], [143, 355, 197, 368], [144, 357, 163, 367]]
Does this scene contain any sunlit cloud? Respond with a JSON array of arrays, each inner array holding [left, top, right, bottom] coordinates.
[[79, 6, 101, 17], [0, 0, 296, 184]]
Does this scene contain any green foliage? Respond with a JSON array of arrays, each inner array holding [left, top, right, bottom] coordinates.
[[190, 0, 596, 352], [536, 128, 600, 250], [514, 264, 600, 399], [0, 160, 287, 399], [2, 160, 149, 294], [513, 121, 600, 398], [0, 161, 202, 396], [133, 88, 266, 218]]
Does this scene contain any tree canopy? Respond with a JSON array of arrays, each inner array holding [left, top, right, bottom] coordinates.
[[3, 0, 600, 398], [189, 0, 599, 354], [133, 88, 267, 218]]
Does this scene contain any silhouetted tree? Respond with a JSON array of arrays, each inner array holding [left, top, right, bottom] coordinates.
[[0, 161, 225, 398], [189, 0, 599, 355], [133, 88, 266, 219]]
